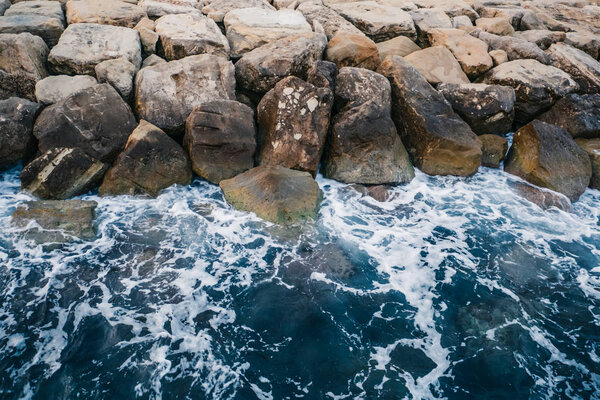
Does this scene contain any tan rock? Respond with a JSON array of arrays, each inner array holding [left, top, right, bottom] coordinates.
[[326, 32, 381, 70], [66, 0, 146, 28], [428, 28, 492, 78], [404, 46, 470, 85], [376, 36, 420, 59], [489, 49, 508, 65], [202, 0, 274, 23], [475, 17, 515, 36], [296, 1, 364, 40]]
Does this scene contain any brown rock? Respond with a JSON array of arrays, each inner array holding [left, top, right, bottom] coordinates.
[[326, 32, 381, 70], [475, 17, 515, 36], [538, 94, 600, 139], [509, 181, 573, 213], [428, 28, 493, 78], [575, 138, 600, 190], [479, 134, 507, 167], [404, 46, 470, 85], [0, 32, 48, 101], [376, 36, 421, 60]]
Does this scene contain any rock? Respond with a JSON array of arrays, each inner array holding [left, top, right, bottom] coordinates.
[[134, 54, 235, 133], [20, 147, 108, 199], [5, 1, 64, 23], [296, 1, 364, 40], [203, 0, 275, 23], [183, 100, 256, 183], [377, 56, 482, 176], [519, 9, 546, 31], [479, 133, 507, 167], [489, 49, 508, 65], [323, 67, 414, 184], [141, 54, 166, 68], [509, 181, 573, 212], [409, 8, 453, 45], [437, 83, 515, 135], [326, 32, 380, 70], [475, 17, 514, 36], [94, 58, 136, 100], [452, 15, 473, 29], [12, 199, 98, 244], [428, 28, 493, 78], [514, 29, 565, 50], [471, 29, 550, 64], [35, 74, 98, 105], [474, 2, 524, 28], [504, 120, 591, 202], [329, 1, 416, 42], [134, 16, 154, 31], [48, 23, 142, 75], [256, 76, 333, 176], [480, 59, 578, 124], [235, 32, 327, 94], [0, 97, 40, 170], [404, 46, 470, 85], [223, 8, 312, 58], [0, 32, 48, 101], [154, 14, 229, 60], [413, 0, 479, 20], [575, 138, 600, 189], [34, 84, 137, 163], [65, 0, 146, 28], [219, 165, 322, 225], [306, 60, 337, 91], [376, 35, 420, 59], [538, 94, 600, 139], [99, 120, 192, 196], [136, 26, 158, 55], [139, 0, 202, 18], [0, 0, 10, 16], [547, 43, 600, 95], [565, 31, 600, 59], [351, 184, 395, 202], [0, 14, 64, 46]]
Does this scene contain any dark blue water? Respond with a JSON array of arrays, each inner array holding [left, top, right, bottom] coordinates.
[[0, 164, 599, 399]]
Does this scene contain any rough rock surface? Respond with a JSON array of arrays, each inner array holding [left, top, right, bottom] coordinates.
[[0, 32, 48, 101], [95, 58, 136, 100], [427, 28, 493, 78], [404, 46, 470, 85], [475, 17, 515, 36], [65, 0, 146, 28], [514, 30, 565, 50], [306, 60, 337, 91], [378, 56, 482, 176], [139, 0, 202, 18], [489, 49, 508, 65], [471, 29, 550, 64], [504, 120, 592, 202], [565, 31, 600, 59], [202, 0, 274, 23], [376, 36, 420, 59], [479, 133, 508, 168], [296, 1, 364, 40], [575, 138, 600, 190], [219, 165, 322, 225], [34, 84, 137, 163], [538, 94, 600, 139], [409, 8, 453, 45], [547, 43, 600, 95], [0, 14, 64, 46], [0, 97, 41, 170], [5, 1, 64, 23], [35, 75, 98, 105], [326, 32, 380, 70], [509, 181, 573, 213]]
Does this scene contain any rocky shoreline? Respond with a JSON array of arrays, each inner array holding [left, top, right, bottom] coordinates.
[[2, 0, 600, 231]]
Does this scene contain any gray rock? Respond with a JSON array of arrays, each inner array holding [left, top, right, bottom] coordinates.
[[0, 0, 9, 16], [538, 94, 600, 139], [471, 29, 550, 64], [139, 0, 202, 18], [514, 29, 565, 50], [5, 1, 65, 23], [202, 0, 274, 23], [35, 74, 98, 104], [565, 31, 600, 59], [0, 97, 41, 170], [0, 32, 48, 101], [547, 43, 600, 95], [409, 8, 453, 45], [65, 0, 146, 28], [296, 1, 364, 40], [306, 60, 337, 91], [0, 14, 64, 46], [95, 58, 136, 100], [141, 54, 166, 68]]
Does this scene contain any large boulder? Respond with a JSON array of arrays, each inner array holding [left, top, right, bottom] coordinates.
[[325, 32, 380, 71], [0, 97, 41, 170], [437, 83, 515, 135], [65, 0, 146, 28], [154, 14, 229, 60], [21, 147, 108, 199], [504, 120, 592, 202], [323, 67, 414, 184], [547, 43, 600, 95], [95, 58, 136, 100], [404, 46, 470, 85], [48, 23, 142, 75], [0, 32, 48, 101], [34, 84, 137, 163], [377, 56, 482, 176], [575, 138, 600, 190], [257, 76, 333, 176], [184, 100, 256, 184], [219, 165, 322, 225], [235, 32, 327, 94], [134, 54, 235, 133], [35, 74, 97, 105], [0, 14, 64, 47], [480, 59, 578, 124], [99, 120, 191, 196], [296, 1, 364, 40], [202, 0, 274, 23], [470, 30, 550, 64], [538, 94, 600, 139], [223, 8, 312, 58]]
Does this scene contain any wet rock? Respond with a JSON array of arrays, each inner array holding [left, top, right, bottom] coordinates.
[[480, 59, 578, 124], [547, 43, 600, 95], [329, 1, 416, 42], [139, 0, 202, 18], [65, 0, 146, 28], [509, 180, 573, 212], [575, 138, 600, 190], [326, 32, 380, 71], [0, 14, 64, 46], [155, 14, 229, 60], [376, 36, 420, 59], [183, 100, 256, 184], [514, 30, 565, 50], [404, 46, 470, 85], [471, 29, 550, 64], [378, 56, 482, 176], [565, 31, 600, 59], [475, 17, 514, 36], [134, 54, 235, 133], [504, 120, 591, 202], [351, 184, 395, 202], [235, 31, 327, 94], [489, 49, 508, 66], [538, 94, 600, 139], [99, 120, 192, 196], [95, 58, 136, 100], [202, 0, 274, 23], [0, 32, 48, 101], [296, 1, 364, 40], [35, 75, 97, 105], [323, 67, 414, 184], [219, 165, 322, 225], [21, 147, 108, 199], [409, 8, 453, 45], [223, 8, 312, 58], [257, 76, 333, 176], [141, 54, 166, 68], [48, 23, 142, 75], [479, 133, 507, 168], [306, 60, 337, 91], [437, 83, 515, 135], [0, 97, 41, 170], [34, 84, 137, 163]]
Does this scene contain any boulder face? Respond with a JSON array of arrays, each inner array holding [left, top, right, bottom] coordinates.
[[99, 120, 192, 197], [504, 120, 592, 202], [95, 58, 136, 100], [0, 32, 48, 101], [257, 76, 333, 176], [21, 147, 108, 200], [376, 36, 421, 59], [509, 180, 573, 213], [34, 84, 138, 163], [65, 0, 146, 28], [404, 46, 470, 85], [575, 138, 600, 190], [471, 30, 550, 64], [202, 0, 274, 24], [306, 60, 337, 91], [219, 165, 322, 225], [139, 0, 202, 18], [538, 94, 600, 139], [0, 97, 41, 170], [377, 56, 482, 176], [326, 32, 380, 71], [437, 83, 515, 135], [475, 17, 515, 36], [296, 1, 364, 40], [35, 74, 98, 105], [480, 59, 579, 124], [134, 54, 235, 133], [547, 43, 600, 95], [48, 23, 142, 76], [323, 67, 414, 184], [5, 1, 65, 23], [0, 14, 64, 47], [184, 100, 256, 184], [479, 133, 508, 168]]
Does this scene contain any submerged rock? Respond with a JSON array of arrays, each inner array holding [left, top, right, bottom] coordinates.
[[538, 94, 600, 139], [219, 165, 322, 225], [479, 134, 508, 168], [35, 74, 97, 105], [0, 32, 48, 101], [0, 97, 41, 170], [509, 181, 573, 213]]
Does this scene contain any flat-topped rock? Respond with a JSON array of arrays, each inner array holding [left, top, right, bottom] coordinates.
[[376, 36, 420, 59], [202, 0, 274, 23], [139, 0, 201, 18], [0, 97, 40, 170], [565, 30, 600, 59], [66, 0, 146, 28], [0, 32, 48, 101], [0, 14, 64, 46], [514, 29, 565, 50], [538, 94, 600, 139], [409, 8, 453, 45], [404, 46, 470, 85], [428, 28, 493, 78], [547, 43, 600, 95], [475, 17, 515, 36], [297, 1, 364, 40], [326, 32, 380, 70], [4, 1, 64, 23], [35, 74, 97, 104]]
